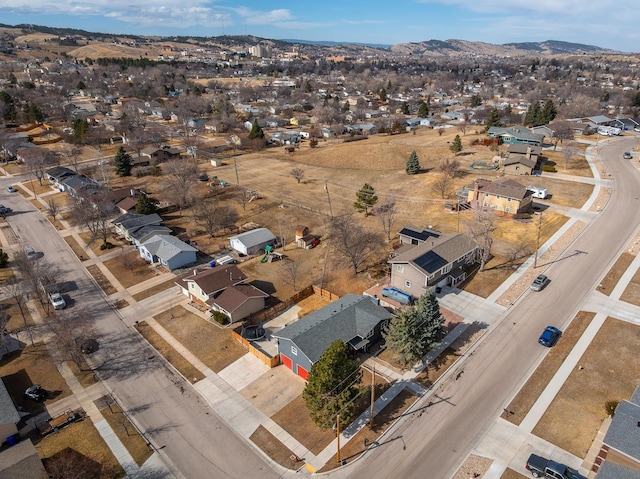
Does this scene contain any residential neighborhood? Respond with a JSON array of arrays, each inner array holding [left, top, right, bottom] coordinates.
[[0, 23, 640, 479]]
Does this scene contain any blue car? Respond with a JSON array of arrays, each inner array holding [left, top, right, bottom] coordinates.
[[538, 326, 561, 347]]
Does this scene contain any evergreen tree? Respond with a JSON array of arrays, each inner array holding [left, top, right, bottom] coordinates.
[[135, 193, 156, 215], [0, 248, 8, 268], [632, 91, 640, 108], [379, 87, 387, 102], [382, 292, 444, 367], [302, 340, 362, 430], [470, 95, 482, 107], [248, 119, 264, 140], [343, 101, 350, 113], [417, 101, 429, 118], [401, 102, 410, 114], [114, 146, 133, 177], [22, 103, 43, 123], [541, 99, 557, 124], [484, 108, 501, 131], [72, 118, 88, 141], [76, 80, 86, 90], [524, 103, 541, 127], [406, 151, 421, 175], [450, 135, 463, 156], [354, 183, 378, 216]]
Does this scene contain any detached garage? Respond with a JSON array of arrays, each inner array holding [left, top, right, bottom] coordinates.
[[229, 228, 276, 256]]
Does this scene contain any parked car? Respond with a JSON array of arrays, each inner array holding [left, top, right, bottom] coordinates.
[[25, 247, 37, 260], [49, 292, 66, 310], [6, 185, 16, 193], [526, 453, 585, 478], [530, 274, 548, 292], [80, 338, 98, 354], [24, 384, 47, 402], [538, 326, 562, 347], [0, 205, 11, 216], [624, 152, 632, 159]]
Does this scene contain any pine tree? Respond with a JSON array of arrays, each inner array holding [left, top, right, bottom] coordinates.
[[406, 151, 421, 175], [401, 102, 410, 114], [302, 340, 362, 430], [484, 108, 501, 131], [135, 192, 156, 215], [382, 292, 444, 367], [450, 135, 463, 156], [541, 99, 557, 124], [354, 183, 378, 216], [524, 103, 542, 127], [114, 146, 133, 177], [0, 248, 8, 268], [248, 119, 264, 140], [379, 87, 387, 102], [470, 95, 482, 107], [417, 101, 429, 118]]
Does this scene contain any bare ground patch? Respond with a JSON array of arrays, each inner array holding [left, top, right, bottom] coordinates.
[[64, 235, 89, 261], [153, 305, 246, 373], [532, 317, 640, 458], [596, 252, 634, 296], [452, 454, 494, 479], [249, 425, 304, 470], [620, 267, 640, 305], [135, 320, 205, 383], [99, 401, 154, 467], [132, 279, 179, 302], [86, 265, 117, 295], [502, 311, 594, 426], [103, 250, 158, 289]]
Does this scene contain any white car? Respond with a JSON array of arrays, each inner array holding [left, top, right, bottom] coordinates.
[[49, 292, 66, 310]]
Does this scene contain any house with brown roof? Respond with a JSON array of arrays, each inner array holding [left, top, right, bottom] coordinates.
[[177, 265, 268, 322], [465, 178, 534, 217], [503, 144, 543, 175], [388, 230, 480, 297]]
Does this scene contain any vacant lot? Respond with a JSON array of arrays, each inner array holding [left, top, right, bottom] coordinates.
[[596, 252, 634, 296], [532, 317, 640, 457], [153, 305, 246, 373], [621, 266, 640, 305]]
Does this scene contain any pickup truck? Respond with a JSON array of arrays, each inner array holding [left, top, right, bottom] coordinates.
[[526, 454, 586, 479]]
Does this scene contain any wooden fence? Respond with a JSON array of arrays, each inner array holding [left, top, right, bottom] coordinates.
[[231, 328, 280, 368]]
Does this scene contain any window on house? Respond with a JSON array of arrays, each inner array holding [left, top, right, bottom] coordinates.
[[291, 346, 297, 356], [396, 265, 404, 273], [411, 239, 419, 245], [365, 329, 374, 339], [442, 264, 452, 274], [405, 280, 411, 288]]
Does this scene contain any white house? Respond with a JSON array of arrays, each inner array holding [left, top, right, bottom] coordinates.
[[229, 228, 276, 256]]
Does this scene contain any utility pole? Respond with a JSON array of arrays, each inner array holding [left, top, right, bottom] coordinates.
[[369, 362, 376, 429], [533, 213, 543, 268], [320, 181, 333, 289], [336, 414, 341, 466]]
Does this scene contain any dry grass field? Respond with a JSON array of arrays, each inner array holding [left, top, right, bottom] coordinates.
[[103, 250, 158, 289], [596, 252, 635, 296], [531, 317, 640, 458], [620, 266, 640, 305]]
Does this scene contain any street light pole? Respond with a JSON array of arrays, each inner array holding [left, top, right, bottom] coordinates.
[[533, 213, 543, 268], [336, 413, 341, 465], [320, 181, 333, 289]]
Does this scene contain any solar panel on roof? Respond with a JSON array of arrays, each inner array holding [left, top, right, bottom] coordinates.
[[413, 251, 448, 273]]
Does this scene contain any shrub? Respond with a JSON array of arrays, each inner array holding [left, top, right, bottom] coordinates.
[[100, 241, 115, 250], [542, 164, 557, 173], [211, 311, 230, 325], [605, 400, 619, 417]]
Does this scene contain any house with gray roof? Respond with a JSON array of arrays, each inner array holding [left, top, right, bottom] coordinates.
[[229, 228, 276, 256], [593, 386, 640, 476], [112, 212, 167, 244], [487, 126, 544, 146], [464, 178, 534, 217], [503, 144, 543, 175], [211, 284, 269, 323], [388, 231, 480, 297], [0, 439, 48, 479], [273, 294, 394, 380], [139, 234, 197, 270], [176, 265, 248, 306], [0, 378, 21, 444]]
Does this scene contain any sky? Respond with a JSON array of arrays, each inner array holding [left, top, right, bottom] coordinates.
[[0, 0, 638, 52]]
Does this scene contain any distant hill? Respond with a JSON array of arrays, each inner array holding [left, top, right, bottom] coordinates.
[[390, 39, 617, 57], [281, 39, 392, 49]]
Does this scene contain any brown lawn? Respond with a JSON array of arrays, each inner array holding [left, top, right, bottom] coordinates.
[[35, 419, 125, 479], [86, 264, 117, 295], [0, 342, 72, 415], [270, 368, 391, 458], [532, 317, 640, 458], [620, 266, 640, 305], [64, 235, 89, 261], [502, 311, 594, 426], [135, 321, 205, 382], [1, 297, 35, 332], [296, 293, 333, 318], [132, 278, 179, 302], [317, 387, 417, 472], [596, 252, 634, 296], [544, 150, 593, 178], [100, 402, 154, 467], [153, 305, 246, 373], [249, 425, 304, 470], [78, 231, 127, 256], [103, 250, 158, 289], [500, 469, 529, 479]]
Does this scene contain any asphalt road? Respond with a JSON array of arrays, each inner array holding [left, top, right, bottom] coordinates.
[[0, 177, 281, 479], [346, 137, 640, 479]]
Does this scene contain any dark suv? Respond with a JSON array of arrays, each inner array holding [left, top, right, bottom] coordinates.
[[24, 384, 47, 402]]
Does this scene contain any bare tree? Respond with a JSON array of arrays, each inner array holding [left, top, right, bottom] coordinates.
[[331, 215, 380, 275], [374, 200, 399, 242], [46, 197, 61, 221], [192, 198, 236, 237], [162, 158, 198, 213], [290, 167, 305, 184], [13, 248, 57, 310], [280, 257, 307, 292], [46, 307, 96, 372], [457, 121, 470, 135], [68, 190, 115, 247], [439, 158, 461, 178], [437, 128, 445, 136], [275, 212, 292, 251], [506, 239, 533, 264], [0, 311, 10, 354], [3, 278, 34, 345], [465, 209, 496, 271], [432, 172, 453, 199], [551, 120, 575, 151], [26, 149, 58, 186], [562, 143, 577, 170], [65, 145, 83, 172]]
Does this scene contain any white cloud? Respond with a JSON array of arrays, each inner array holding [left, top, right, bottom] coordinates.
[[231, 6, 293, 25]]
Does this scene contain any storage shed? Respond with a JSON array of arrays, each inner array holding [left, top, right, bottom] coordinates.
[[229, 228, 276, 256]]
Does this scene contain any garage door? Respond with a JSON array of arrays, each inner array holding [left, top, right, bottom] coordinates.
[[297, 365, 309, 380], [281, 354, 292, 370]]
